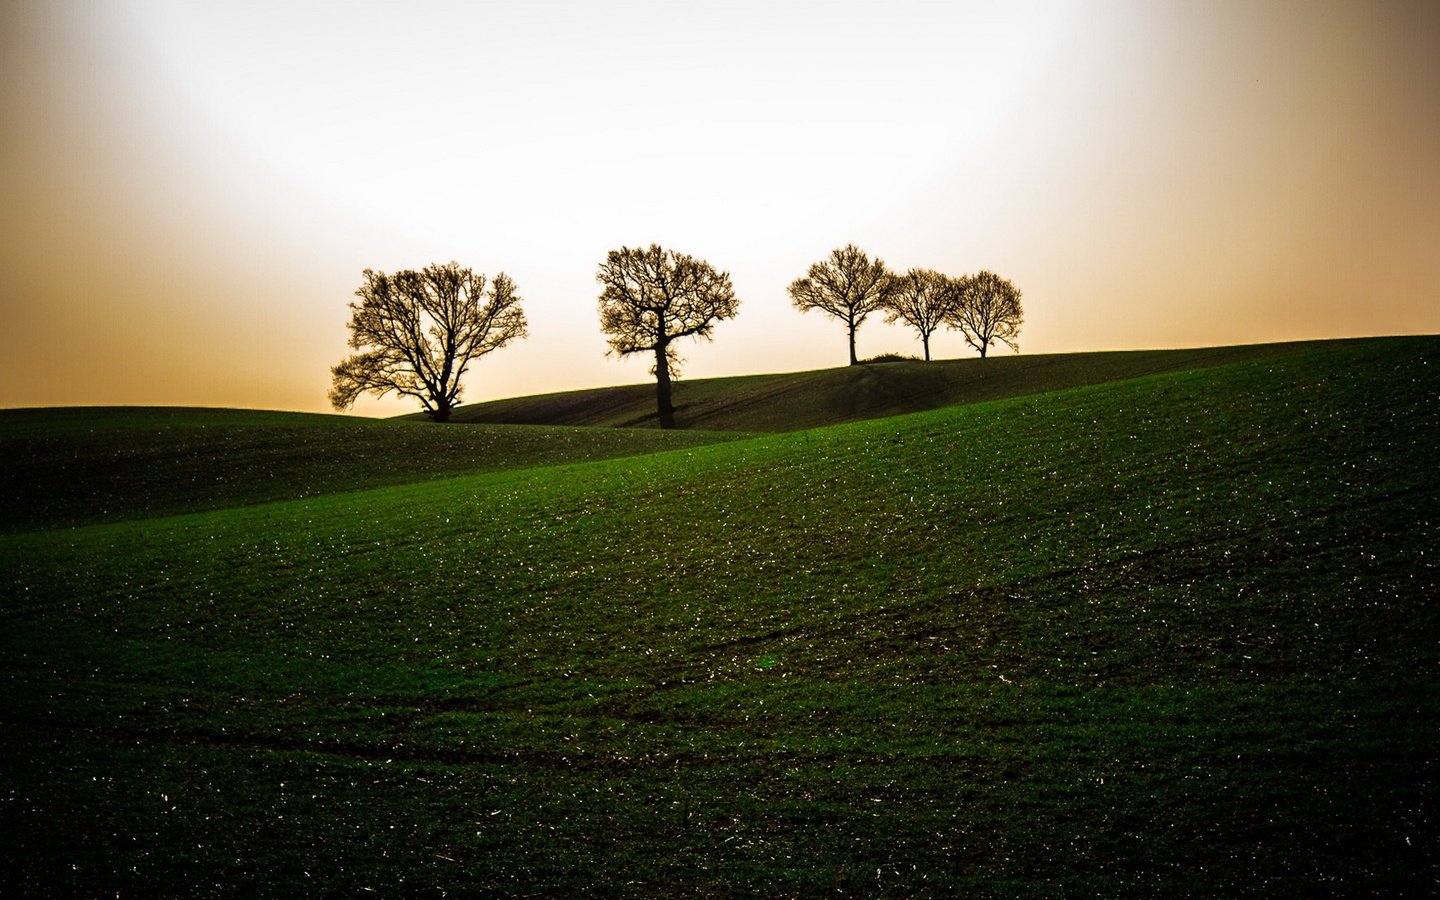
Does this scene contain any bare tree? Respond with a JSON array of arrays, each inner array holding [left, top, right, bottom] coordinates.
[[884, 268, 962, 361], [953, 270, 1023, 358], [330, 262, 527, 422], [596, 244, 739, 429], [788, 244, 896, 366]]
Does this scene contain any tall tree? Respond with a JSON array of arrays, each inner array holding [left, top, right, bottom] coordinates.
[[788, 245, 896, 366], [596, 244, 739, 429], [330, 262, 527, 422], [952, 270, 1023, 358], [883, 268, 961, 361]]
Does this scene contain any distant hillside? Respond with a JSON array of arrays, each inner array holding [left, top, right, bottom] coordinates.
[[0, 408, 746, 533], [441, 339, 1365, 431]]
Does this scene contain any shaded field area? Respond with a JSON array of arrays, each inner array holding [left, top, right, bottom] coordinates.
[[1, 336, 1437, 895], [443, 339, 1338, 431], [0, 408, 747, 532]]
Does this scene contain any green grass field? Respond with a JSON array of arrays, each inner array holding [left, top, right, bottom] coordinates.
[[2, 336, 1436, 895]]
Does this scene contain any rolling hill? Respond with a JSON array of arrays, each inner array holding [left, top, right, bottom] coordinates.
[[441, 339, 1344, 431], [0, 407, 748, 533], [1, 335, 1436, 895]]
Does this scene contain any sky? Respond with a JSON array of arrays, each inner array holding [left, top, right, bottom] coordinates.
[[2, 0, 1438, 417]]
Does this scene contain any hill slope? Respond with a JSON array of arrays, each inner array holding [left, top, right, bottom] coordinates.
[[0, 407, 748, 532], [1, 336, 1437, 894], [443, 338, 1354, 430]]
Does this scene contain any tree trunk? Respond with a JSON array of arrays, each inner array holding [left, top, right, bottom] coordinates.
[[654, 343, 676, 429], [428, 400, 452, 423], [922, 332, 931, 362], [848, 317, 859, 366]]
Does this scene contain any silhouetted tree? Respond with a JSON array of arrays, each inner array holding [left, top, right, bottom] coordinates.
[[596, 244, 739, 429], [883, 268, 961, 361], [788, 245, 896, 366], [330, 262, 527, 422], [953, 270, 1023, 358]]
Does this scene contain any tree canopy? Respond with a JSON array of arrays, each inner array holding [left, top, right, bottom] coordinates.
[[884, 268, 962, 362], [330, 262, 527, 422], [788, 245, 896, 366], [954, 270, 1023, 358], [596, 244, 739, 429]]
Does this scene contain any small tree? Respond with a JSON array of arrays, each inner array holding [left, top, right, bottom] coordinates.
[[330, 262, 527, 422], [788, 245, 896, 366], [883, 268, 962, 361], [596, 244, 739, 429], [953, 270, 1023, 358]]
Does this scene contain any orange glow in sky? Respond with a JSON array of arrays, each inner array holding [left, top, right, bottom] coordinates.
[[2, 0, 1437, 416]]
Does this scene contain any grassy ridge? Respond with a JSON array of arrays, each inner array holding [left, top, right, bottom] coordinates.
[[0, 407, 748, 532], [444, 339, 1337, 431], [1, 336, 1437, 894]]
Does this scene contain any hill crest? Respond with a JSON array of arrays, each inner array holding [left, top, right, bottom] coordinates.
[[440, 339, 1367, 431]]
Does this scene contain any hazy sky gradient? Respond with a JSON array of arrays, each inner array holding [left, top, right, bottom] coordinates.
[[3, 0, 1437, 416]]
